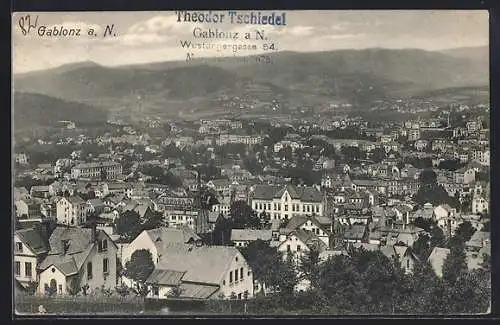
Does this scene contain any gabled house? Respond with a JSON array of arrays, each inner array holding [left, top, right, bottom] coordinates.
[[87, 199, 106, 215], [122, 227, 201, 265], [427, 247, 450, 277], [250, 184, 323, 221], [146, 244, 254, 300], [380, 245, 419, 274], [14, 227, 50, 287], [284, 215, 332, 247], [277, 229, 329, 263], [37, 226, 118, 295]]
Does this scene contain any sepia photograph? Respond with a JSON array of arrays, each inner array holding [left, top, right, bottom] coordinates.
[[12, 10, 490, 316]]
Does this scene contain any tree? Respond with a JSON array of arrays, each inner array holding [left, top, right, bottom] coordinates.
[[454, 221, 476, 243], [230, 200, 260, 229], [415, 170, 457, 208], [370, 147, 387, 163], [239, 239, 282, 295], [124, 249, 155, 284], [442, 242, 468, 284], [25, 281, 38, 296], [318, 254, 369, 313], [438, 159, 463, 171], [412, 233, 432, 261], [276, 253, 299, 296], [115, 210, 141, 240], [298, 248, 321, 290], [167, 285, 184, 298], [142, 211, 166, 230]]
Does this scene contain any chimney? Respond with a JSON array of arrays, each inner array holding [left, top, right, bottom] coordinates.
[[91, 220, 97, 243], [61, 239, 69, 255]]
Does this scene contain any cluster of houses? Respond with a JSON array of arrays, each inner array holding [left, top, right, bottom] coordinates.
[[13, 111, 490, 300]]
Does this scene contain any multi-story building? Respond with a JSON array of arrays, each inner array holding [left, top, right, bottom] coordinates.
[[56, 196, 87, 226], [71, 161, 122, 180], [37, 226, 118, 295], [216, 134, 262, 146], [250, 184, 323, 221], [472, 149, 490, 166], [407, 128, 421, 141], [15, 153, 29, 165]]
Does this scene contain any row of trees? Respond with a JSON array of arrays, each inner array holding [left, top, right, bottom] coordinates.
[[239, 239, 490, 314]]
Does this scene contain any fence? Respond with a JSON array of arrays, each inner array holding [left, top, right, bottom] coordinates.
[[15, 294, 145, 315]]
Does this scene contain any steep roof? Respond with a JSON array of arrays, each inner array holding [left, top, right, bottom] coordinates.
[[231, 229, 272, 242], [427, 247, 450, 277], [290, 229, 329, 252], [145, 269, 186, 286], [15, 228, 49, 255], [146, 227, 201, 249], [155, 244, 242, 285], [252, 184, 322, 202], [37, 227, 114, 275]]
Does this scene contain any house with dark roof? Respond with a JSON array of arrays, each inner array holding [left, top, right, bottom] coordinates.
[[284, 215, 332, 248], [250, 184, 323, 221], [14, 227, 50, 286], [380, 245, 420, 274], [278, 229, 329, 263], [145, 243, 254, 300], [37, 225, 118, 295]]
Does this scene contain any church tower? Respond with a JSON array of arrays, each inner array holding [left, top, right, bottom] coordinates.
[[194, 169, 210, 235]]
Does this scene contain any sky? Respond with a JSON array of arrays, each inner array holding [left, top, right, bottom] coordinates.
[[12, 10, 489, 73]]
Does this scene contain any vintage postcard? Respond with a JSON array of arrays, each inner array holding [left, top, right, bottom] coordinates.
[[12, 10, 490, 316]]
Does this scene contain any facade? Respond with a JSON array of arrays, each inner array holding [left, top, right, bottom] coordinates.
[[251, 184, 323, 221], [14, 228, 49, 286], [37, 226, 118, 295], [71, 161, 122, 180], [146, 244, 254, 300], [56, 196, 87, 226]]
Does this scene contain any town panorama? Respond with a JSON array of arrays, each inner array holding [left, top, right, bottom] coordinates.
[[12, 11, 490, 316]]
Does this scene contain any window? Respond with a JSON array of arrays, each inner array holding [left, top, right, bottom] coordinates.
[[287, 245, 291, 252], [235, 269, 239, 281], [284, 205, 288, 211], [229, 271, 233, 283], [406, 260, 410, 268], [58, 285, 63, 294], [98, 239, 108, 252], [103, 258, 109, 274], [238, 293, 242, 300], [240, 267, 244, 280], [297, 245, 301, 251], [25, 262, 32, 277], [15, 262, 21, 276], [223, 280, 226, 286], [16, 242, 23, 253], [153, 286, 159, 296], [172, 216, 176, 220], [87, 262, 93, 280]]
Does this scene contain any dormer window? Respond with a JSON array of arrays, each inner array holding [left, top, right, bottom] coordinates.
[[16, 242, 23, 253]]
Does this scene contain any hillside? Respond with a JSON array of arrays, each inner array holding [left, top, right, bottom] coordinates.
[[439, 45, 488, 63], [13, 92, 108, 131], [13, 48, 489, 118]]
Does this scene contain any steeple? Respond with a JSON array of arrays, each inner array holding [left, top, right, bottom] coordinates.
[[194, 169, 209, 235]]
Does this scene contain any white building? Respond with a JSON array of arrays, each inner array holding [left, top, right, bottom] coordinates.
[[250, 184, 323, 221], [56, 196, 87, 226]]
